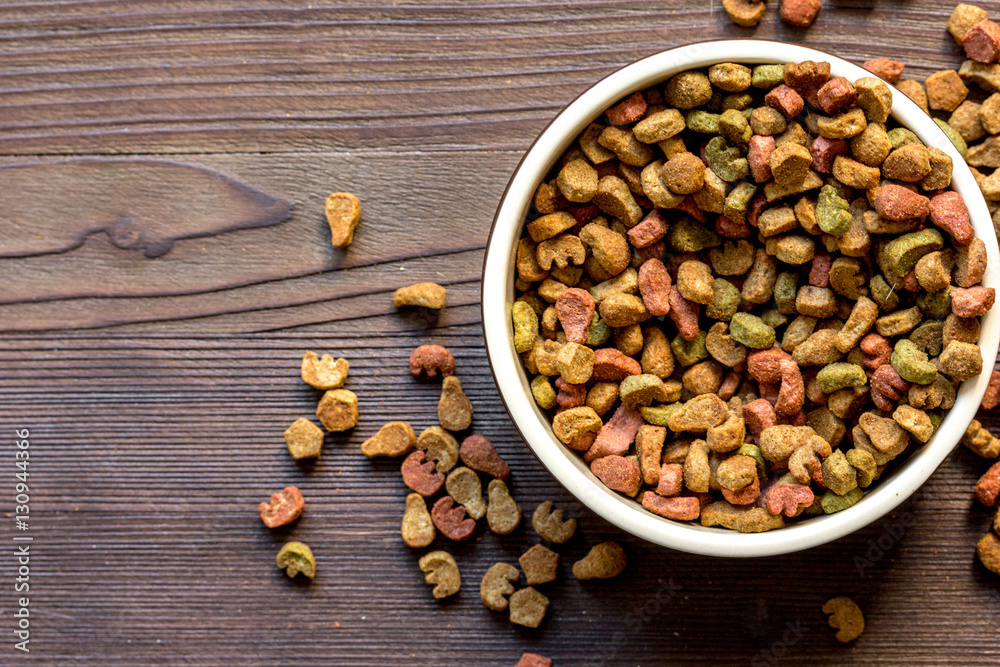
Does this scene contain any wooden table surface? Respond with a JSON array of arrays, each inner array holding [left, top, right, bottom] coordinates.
[[3, 1, 1000, 665]]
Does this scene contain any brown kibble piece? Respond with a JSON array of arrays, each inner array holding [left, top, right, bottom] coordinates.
[[823, 596, 865, 643], [439, 376, 473, 431], [519, 544, 559, 586], [781, 0, 821, 28], [401, 493, 436, 548], [950, 4, 990, 45], [481, 562, 519, 611], [418, 551, 461, 600], [361, 421, 415, 458], [532, 501, 578, 543], [509, 587, 550, 628], [325, 192, 362, 247], [573, 541, 627, 580], [393, 282, 447, 309], [925, 70, 969, 112], [486, 479, 522, 535], [460, 434, 510, 480], [316, 388, 359, 432], [977, 532, 1000, 576], [417, 426, 460, 473], [723, 0, 766, 27], [258, 486, 304, 529], [409, 345, 456, 379], [284, 418, 324, 460], [863, 58, 905, 84], [301, 351, 349, 390]]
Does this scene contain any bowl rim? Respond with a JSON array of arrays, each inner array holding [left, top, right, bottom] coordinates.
[[481, 38, 1000, 557]]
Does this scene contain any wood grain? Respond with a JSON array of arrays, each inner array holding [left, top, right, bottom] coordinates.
[[3, 1, 1000, 665]]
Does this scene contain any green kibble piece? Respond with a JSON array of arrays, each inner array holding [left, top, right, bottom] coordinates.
[[891, 339, 938, 385], [722, 93, 754, 111], [821, 450, 858, 496], [917, 286, 952, 320], [706, 278, 741, 321], [719, 108, 752, 147], [620, 374, 668, 407], [512, 300, 539, 353], [640, 403, 683, 426], [774, 272, 799, 315], [816, 362, 868, 393], [870, 274, 900, 311], [729, 312, 776, 349], [671, 330, 709, 366], [669, 217, 721, 253], [737, 442, 767, 480], [761, 309, 788, 329], [587, 312, 611, 346], [752, 64, 785, 89], [705, 136, 749, 183], [934, 118, 968, 160], [816, 185, 852, 236], [928, 411, 945, 431], [276, 541, 316, 579], [887, 127, 920, 150], [531, 375, 557, 410], [820, 487, 864, 514], [724, 181, 757, 224], [687, 110, 721, 134], [845, 448, 877, 488], [881, 229, 944, 280]]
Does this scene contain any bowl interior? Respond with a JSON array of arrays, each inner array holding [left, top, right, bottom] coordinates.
[[482, 39, 1000, 557]]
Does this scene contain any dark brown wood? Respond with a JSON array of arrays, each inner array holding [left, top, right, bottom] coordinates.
[[2, 1, 1000, 665]]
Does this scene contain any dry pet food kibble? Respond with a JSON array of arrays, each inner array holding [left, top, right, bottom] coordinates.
[[481, 562, 519, 611], [418, 550, 461, 599], [276, 541, 316, 579], [301, 351, 349, 389], [532, 501, 578, 543], [284, 418, 324, 460], [519, 544, 560, 585], [511, 59, 992, 533], [409, 344, 455, 379], [401, 493, 436, 548], [439, 376, 474, 431], [823, 596, 865, 643], [515, 654, 553, 667], [572, 541, 627, 580], [325, 192, 362, 248], [393, 282, 447, 309], [316, 389, 359, 432], [258, 486, 304, 529]]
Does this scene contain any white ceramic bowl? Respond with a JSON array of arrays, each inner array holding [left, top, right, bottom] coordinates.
[[482, 40, 1000, 557]]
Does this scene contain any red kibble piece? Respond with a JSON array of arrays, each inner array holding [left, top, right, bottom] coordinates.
[[409, 344, 456, 379], [901, 269, 920, 293], [667, 285, 700, 341], [747, 193, 770, 228], [748, 134, 776, 182], [870, 364, 910, 412], [776, 409, 808, 426], [554, 377, 587, 409], [874, 184, 931, 221], [516, 654, 553, 667], [747, 347, 791, 384], [556, 287, 596, 344], [567, 430, 598, 452], [761, 483, 815, 517], [930, 191, 974, 245], [765, 84, 805, 119], [780, 0, 822, 27], [258, 486, 305, 529], [963, 19, 1000, 64], [591, 455, 642, 495], [675, 196, 707, 224], [586, 403, 645, 462], [809, 253, 832, 288], [431, 496, 476, 541], [593, 347, 642, 381], [716, 215, 753, 238], [951, 286, 996, 318], [721, 476, 760, 505], [459, 434, 511, 480], [975, 461, 1000, 506], [810, 136, 850, 174], [638, 258, 672, 316], [743, 398, 777, 437], [816, 77, 857, 114], [860, 333, 892, 370], [656, 463, 685, 497], [401, 450, 446, 496], [982, 371, 1000, 411], [775, 358, 805, 416], [606, 91, 648, 126], [627, 209, 670, 248], [863, 57, 905, 84], [718, 370, 741, 400], [642, 493, 700, 520], [635, 239, 667, 265]]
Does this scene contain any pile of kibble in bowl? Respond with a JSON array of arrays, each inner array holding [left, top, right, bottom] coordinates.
[[511, 60, 995, 533]]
